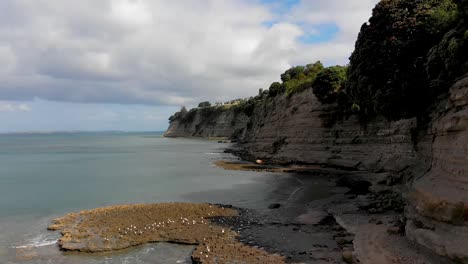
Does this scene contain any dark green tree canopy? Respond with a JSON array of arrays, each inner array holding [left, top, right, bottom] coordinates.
[[268, 82, 283, 97], [276, 61, 325, 96], [312, 66, 347, 104], [347, 0, 460, 119]]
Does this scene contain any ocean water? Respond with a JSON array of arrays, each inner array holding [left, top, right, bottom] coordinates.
[[0, 132, 302, 263]]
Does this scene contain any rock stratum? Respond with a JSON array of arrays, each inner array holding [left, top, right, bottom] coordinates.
[[164, 75, 468, 263]]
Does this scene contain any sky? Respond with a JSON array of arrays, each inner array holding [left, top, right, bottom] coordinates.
[[0, 0, 379, 132]]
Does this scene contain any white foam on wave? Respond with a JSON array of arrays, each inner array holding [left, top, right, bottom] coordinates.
[[205, 152, 221, 155], [12, 233, 58, 249]]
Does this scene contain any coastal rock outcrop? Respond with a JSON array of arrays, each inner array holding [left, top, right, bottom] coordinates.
[[406, 75, 468, 262], [164, 76, 468, 263], [164, 107, 249, 139], [49, 203, 285, 264], [240, 89, 418, 173]]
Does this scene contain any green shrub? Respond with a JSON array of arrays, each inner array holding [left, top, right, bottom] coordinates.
[[305, 62, 325, 78], [168, 106, 187, 122], [312, 66, 347, 103], [426, 0, 468, 92], [268, 82, 284, 97], [278, 62, 325, 96]]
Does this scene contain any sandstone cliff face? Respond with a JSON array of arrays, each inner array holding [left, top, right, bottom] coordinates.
[[406, 76, 468, 262], [164, 76, 468, 262], [164, 108, 249, 139], [240, 89, 418, 173]]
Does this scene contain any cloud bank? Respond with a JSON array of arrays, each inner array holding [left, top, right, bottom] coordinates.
[[0, 0, 379, 106], [0, 101, 31, 112]]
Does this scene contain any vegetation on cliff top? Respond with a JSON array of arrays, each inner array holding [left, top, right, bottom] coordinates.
[[170, 0, 467, 125], [347, 0, 467, 119], [169, 62, 348, 123]]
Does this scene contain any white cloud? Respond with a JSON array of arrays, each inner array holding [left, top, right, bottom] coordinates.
[[0, 101, 31, 112], [288, 0, 378, 42], [0, 45, 17, 75], [0, 0, 379, 106]]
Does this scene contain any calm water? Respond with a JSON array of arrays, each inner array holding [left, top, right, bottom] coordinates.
[[0, 132, 302, 263]]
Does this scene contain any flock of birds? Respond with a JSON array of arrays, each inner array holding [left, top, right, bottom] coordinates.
[[97, 205, 239, 261], [102, 216, 213, 241], [100, 206, 231, 243]]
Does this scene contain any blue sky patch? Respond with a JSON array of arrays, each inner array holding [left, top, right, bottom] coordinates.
[[261, 0, 301, 12], [298, 23, 340, 44]]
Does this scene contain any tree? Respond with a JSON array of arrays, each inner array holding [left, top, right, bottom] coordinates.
[[305, 61, 324, 78], [426, 0, 468, 91], [268, 82, 284, 97], [168, 106, 188, 122], [198, 101, 211, 108], [313, 66, 347, 103], [347, 0, 459, 119]]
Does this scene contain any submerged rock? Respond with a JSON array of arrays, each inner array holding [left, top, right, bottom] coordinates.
[[268, 203, 281, 209]]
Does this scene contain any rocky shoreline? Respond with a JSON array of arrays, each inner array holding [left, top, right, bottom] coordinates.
[[47, 157, 458, 264], [48, 203, 285, 263], [213, 158, 456, 264]]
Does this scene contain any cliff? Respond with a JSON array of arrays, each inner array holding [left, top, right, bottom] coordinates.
[[164, 75, 468, 262], [164, 0, 468, 261], [406, 75, 468, 262], [164, 106, 249, 139], [239, 89, 418, 173]]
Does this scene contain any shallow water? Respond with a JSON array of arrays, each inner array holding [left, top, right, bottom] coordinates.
[[0, 132, 303, 263]]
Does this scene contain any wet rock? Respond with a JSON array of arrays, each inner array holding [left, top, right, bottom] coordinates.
[[335, 236, 354, 246], [268, 203, 281, 209], [49, 203, 285, 264], [336, 178, 372, 195], [387, 226, 402, 235], [342, 250, 354, 263]]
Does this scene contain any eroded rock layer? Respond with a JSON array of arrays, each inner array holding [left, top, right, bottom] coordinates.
[[406, 76, 468, 263]]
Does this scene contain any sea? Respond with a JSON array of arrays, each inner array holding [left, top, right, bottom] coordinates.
[[0, 132, 304, 264]]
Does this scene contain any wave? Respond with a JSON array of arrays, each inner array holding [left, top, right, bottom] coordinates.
[[12, 233, 58, 249]]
